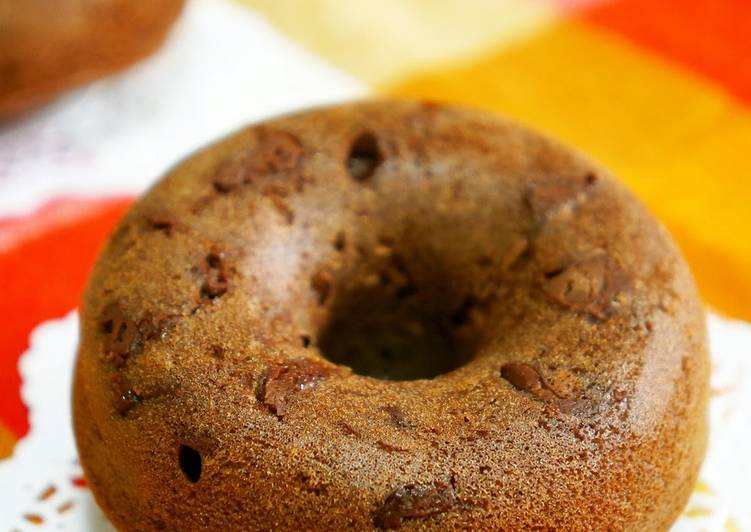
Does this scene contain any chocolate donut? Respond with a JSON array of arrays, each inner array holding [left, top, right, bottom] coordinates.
[[73, 101, 708, 530], [0, 0, 184, 117]]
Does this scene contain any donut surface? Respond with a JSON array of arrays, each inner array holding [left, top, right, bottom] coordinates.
[[0, 0, 184, 117], [73, 101, 709, 531]]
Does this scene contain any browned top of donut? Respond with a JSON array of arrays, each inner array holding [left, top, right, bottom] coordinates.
[[0, 0, 185, 116], [74, 101, 708, 531]]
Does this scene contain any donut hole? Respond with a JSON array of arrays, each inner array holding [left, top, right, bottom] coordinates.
[[316, 266, 485, 381], [178, 445, 202, 483]]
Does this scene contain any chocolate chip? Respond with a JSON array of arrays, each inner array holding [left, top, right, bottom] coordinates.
[[147, 215, 176, 235], [137, 312, 174, 341], [540, 253, 628, 319], [501, 362, 542, 393], [374, 479, 457, 529], [191, 194, 215, 214], [111, 373, 141, 416], [311, 269, 334, 305], [252, 129, 303, 174], [213, 158, 248, 193], [333, 231, 347, 251], [200, 251, 229, 299], [270, 195, 294, 224], [100, 303, 139, 367], [383, 405, 413, 429], [501, 235, 529, 270], [210, 345, 225, 358], [501, 362, 575, 411], [338, 421, 360, 437], [297, 470, 328, 495], [347, 131, 383, 181], [100, 304, 174, 367], [376, 440, 410, 453], [258, 358, 333, 417], [213, 130, 303, 193], [524, 182, 576, 221]]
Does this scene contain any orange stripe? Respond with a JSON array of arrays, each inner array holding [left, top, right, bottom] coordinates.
[[669, 224, 751, 324], [387, 20, 751, 321], [583, 0, 751, 104], [0, 422, 16, 459]]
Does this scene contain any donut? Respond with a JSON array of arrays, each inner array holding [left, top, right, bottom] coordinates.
[[73, 101, 709, 530], [0, 0, 184, 117]]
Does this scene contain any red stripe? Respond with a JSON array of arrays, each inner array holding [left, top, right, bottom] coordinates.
[[0, 197, 133, 437], [583, 0, 751, 104]]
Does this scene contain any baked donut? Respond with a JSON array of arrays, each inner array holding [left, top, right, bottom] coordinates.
[[0, 0, 184, 117], [73, 101, 709, 530]]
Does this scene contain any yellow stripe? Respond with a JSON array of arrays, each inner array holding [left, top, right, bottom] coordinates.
[[238, 0, 554, 85], [0, 422, 17, 460], [388, 21, 751, 320]]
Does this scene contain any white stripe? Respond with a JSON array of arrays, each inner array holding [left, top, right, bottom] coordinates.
[[0, 0, 365, 217]]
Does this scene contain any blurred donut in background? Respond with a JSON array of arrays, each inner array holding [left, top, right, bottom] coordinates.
[[0, 0, 185, 117]]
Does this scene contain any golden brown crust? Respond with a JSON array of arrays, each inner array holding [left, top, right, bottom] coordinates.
[[0, 0, 185, 117], [73, 101, 709, 530]]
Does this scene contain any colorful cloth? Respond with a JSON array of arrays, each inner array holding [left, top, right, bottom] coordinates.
[[1, 0, 749, 529]]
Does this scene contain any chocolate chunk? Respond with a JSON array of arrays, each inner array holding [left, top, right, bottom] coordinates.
[[501, 235, 529, 270], [200, 251, 229, 299], [213, 158, 248, 193], [258, 358, 333, 417], [210, 344, 225, 358], [297, 470, 328, 495], [525, 174, 596, 221], [111, 373, 141, 416], [137, 312, 174, 341], [383, 405, 413, 429], [100, 304, 174, 367], [252, 129, 303, 174], [191, 194, 215, 214], [311, 269, 334, 305], [100, 303, 139, 367], [501, 362, 541, 393], [376, 440, 410, 453], [270, 195, 294, 224], [338, 421, 360, 437], [525, 182, 576, 220], [213, 130, 302, 193], [540, 253, 628, 319], [333, 231, 347, 251], [147, 215, 176, 235], [584, 172, 598, 186], [501, 362, 565, 408], [374, 479, 457, 529], [347, 131, 383, 181]]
